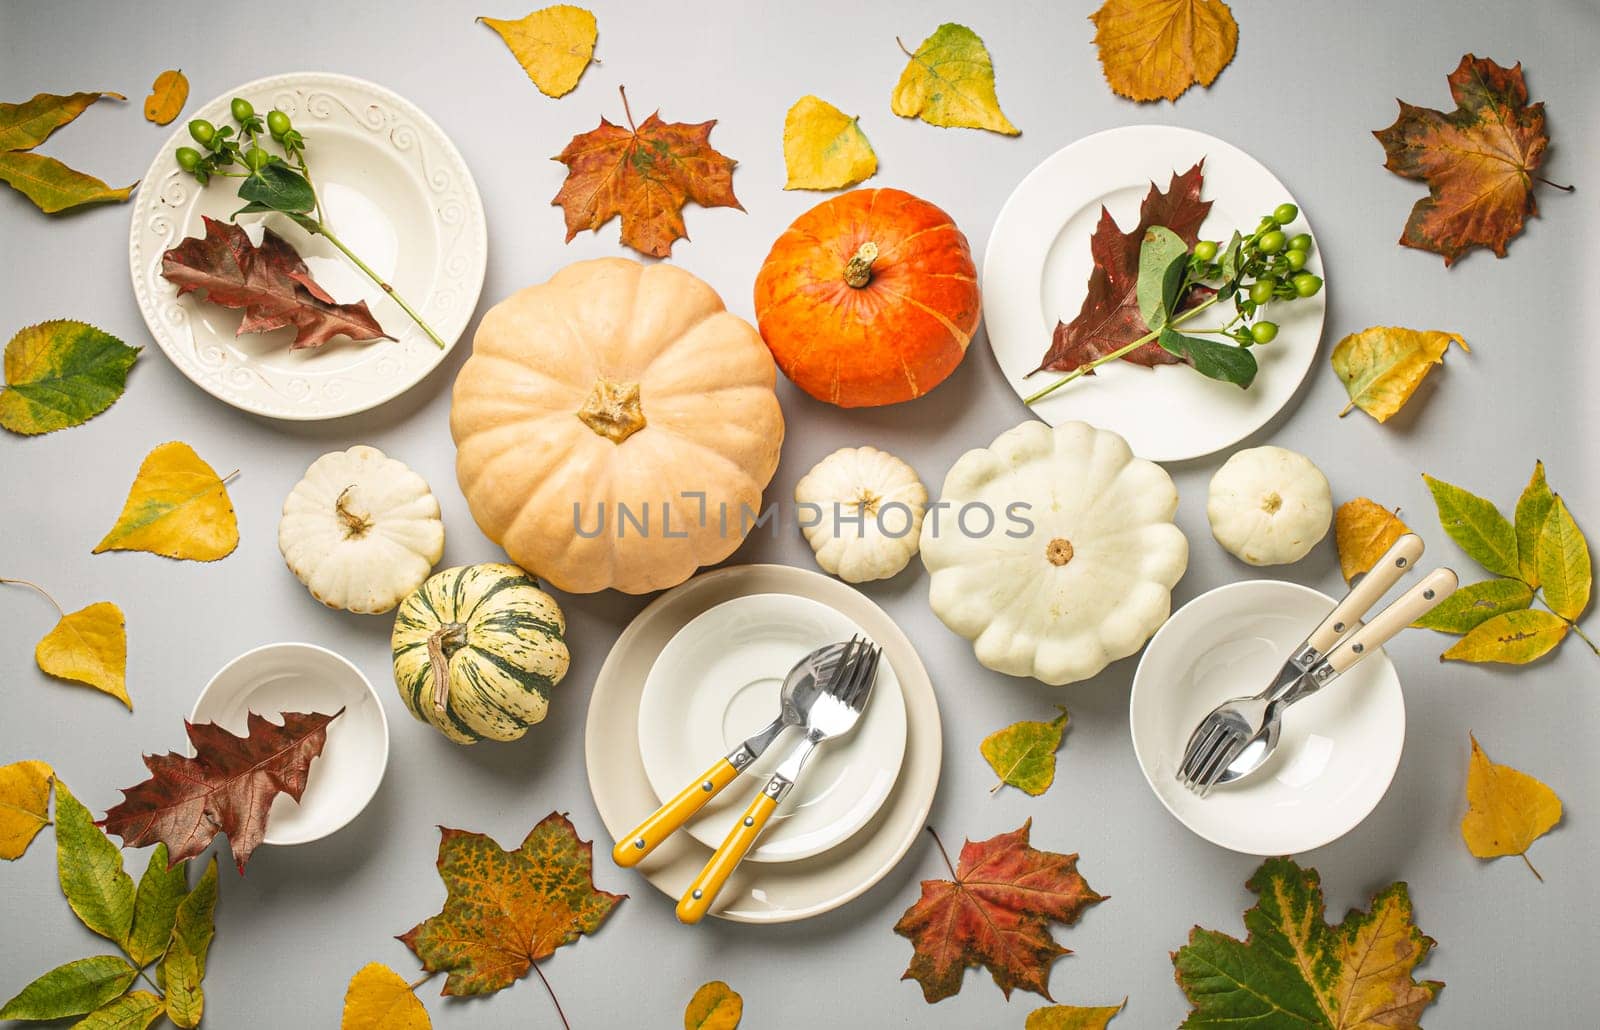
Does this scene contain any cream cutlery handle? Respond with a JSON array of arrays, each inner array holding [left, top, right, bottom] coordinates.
[[1323, 568, 1458, 675], [1305, 533, 1425, 656]]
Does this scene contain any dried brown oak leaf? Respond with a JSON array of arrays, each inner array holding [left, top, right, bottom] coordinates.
[[161, 216, 393, 349]]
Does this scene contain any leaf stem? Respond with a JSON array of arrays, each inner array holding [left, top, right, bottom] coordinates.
[[1521, 851, 1544, 882], [1530, 590, 1598, 657], [617, 85, 636, 132], [0, 577, 64, 617], [135, 967, 163, 995], [1536, 176, 1574, 193], [925, 826, 959, 880], [531, 961, 570, 1030], [1023, 295, 1220, 405], [306, 221, 446, 349], [407, 971, 437, 992]]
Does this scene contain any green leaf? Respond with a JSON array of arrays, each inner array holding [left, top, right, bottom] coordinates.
[[0, 320, 139, 435], [54, 782, 135, 947], [126, 844, 187, 967], [1422, 473, 1520, 579], [1513, 461, 1554, 587], [1442, 609, 1568, 664], [1158, 326, 1257, 388], [981, 706, 1070, 796], [71, 990, 164, 1029], [233, 161, 314, 217], [1136, 226, 1189, 332], [0, 150, 134, 214], [160, 855, 217, 1029], [0, 955, 136, 1020], [1412, 578, 1533, 634], [1538, 497, 1591, 622], [0, 91, 123, 152], [1219, 231, 1243, 281]]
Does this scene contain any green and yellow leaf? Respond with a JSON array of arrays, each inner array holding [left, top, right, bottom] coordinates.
[[684, 980, 742, 1029], [1538, 496, 1591, 622], [1513, 461, 1554, 587], [1423, 472, 1519, 578], [127, 843, 188, 967], [0, 150, 134, 214], [0, 955, 137, 1021], [0, 91, 124, 152], [891, 23, 1018, 135], [73, 989, 165, 1029], [782, 96, 876, 191], [0, 759, 53, 860], [1331, 327, 1466, 423], [1, 320, 139, 435], [981, 706, 1069, 796], [479, 5, 597, 99], [1442, 609, 1567, 664], [1412, 578, 1532, 635], [93, 441, 239, 561], [161, 855, 218, 1029], [341, 963, 431, 1030], [1026, 999, 1126, 1029], [1462, 734, 1561, 880], [54, 781, 135, 946]]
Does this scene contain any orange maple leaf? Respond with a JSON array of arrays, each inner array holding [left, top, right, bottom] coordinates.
[[552, 87, 742, 258], [1374, 54, 1561, 266]]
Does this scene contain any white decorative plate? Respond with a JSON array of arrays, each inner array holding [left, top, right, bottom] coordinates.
[[984, 125, 1326, 463], [129, 72, 487, 420]]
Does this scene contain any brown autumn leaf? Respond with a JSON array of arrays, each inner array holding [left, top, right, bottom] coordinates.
[[1374, 55, 1558, 265], [161, 216, 393, 349], [144, 70, 189, 125], [893, 821, 1105, 1004], [1036, 162, 1211, 375], [552, 87, 741, 258], [101, 709, 342, 872], [400, 812, 624, 1000], [1333, 498, 1413, 583], [1089, 0, 1238, 103], [1461, 734, 1561, 880]]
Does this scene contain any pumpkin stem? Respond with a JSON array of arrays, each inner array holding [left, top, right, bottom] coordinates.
[[577, 379, 646, 444], [844, 241, 879, 288], [1261, 491, 1283, 515], [426, 622, 467, 714], [1046, 538, 1075, 567], [334, 486, 373, 539]]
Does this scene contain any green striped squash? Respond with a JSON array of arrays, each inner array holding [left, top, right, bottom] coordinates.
[[391, 563, 569, 743]]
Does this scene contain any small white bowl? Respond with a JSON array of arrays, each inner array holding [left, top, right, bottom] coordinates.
[[1130, 580, 1405, 855], [190, 642, 389, 847]]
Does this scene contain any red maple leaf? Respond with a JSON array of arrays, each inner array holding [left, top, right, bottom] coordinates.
[[1035, 161, 1211, 374], [161, 216, 393, 349], [101, 709, 342, 872], [893, 820, 1106, 1004]]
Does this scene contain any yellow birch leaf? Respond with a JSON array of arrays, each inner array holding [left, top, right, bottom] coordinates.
[[891, 23, 1019, 135], [1089, 0, 1239, 103], [1331, 327, 1467, 423], [37, 601, 130, 708], [144, 69, 189, 126], [1538, 496, 1591, 622], [0, 759, 53, 860], [1027, 999, 1126, 1029], [1333, 498, 1413, 583], [1462, 734, 1561, 880], [782, 96, 877, 191], [1441, 609, 1567, 664], [684, 980, 741, 1030], [93, 441, 238, 561], [341, 963, 431, 1030], [981, 706, 1070, 796], [479, 5, 598, 99]]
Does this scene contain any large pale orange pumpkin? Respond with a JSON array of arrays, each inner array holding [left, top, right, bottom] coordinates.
[[451, 258, 784, 594], [753, 188, 981, 407]]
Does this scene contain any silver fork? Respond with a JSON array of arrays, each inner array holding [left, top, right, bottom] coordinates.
[[676, 636, 883, 923]]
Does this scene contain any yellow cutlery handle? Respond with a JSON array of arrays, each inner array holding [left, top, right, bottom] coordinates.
[[612, 757, 740, 868], [676, 790, 779, 924]]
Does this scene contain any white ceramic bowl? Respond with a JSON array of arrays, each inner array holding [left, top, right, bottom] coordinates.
[[189, 642, 389, 847], [1130, 580, 1404, 855]]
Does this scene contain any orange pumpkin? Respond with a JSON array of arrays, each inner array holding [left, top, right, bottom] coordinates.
[[753, 188, 981, 407]]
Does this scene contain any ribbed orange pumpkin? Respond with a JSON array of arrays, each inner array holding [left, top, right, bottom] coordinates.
[[753, 188, 981, 407]]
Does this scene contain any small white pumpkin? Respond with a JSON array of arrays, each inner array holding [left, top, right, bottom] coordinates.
[[794, 446, 927, 583], [920, 420, 1188, 685], [279, 445, 445, 614], [1207, 445, 1332, 566]]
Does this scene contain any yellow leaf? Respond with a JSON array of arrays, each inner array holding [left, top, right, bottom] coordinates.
[[1441, 609, 1567, 664], [144, 69, 189, 126], [0, 759, 53, 860], [1089, 0, 1239, 103], [1027, 999, 1126, 1029], [1462, 734, 1561, 880], [1331, 327, 1468, 423], [94, 441, 238, 561], [37, 601, 131, 708], [480, 5, 598, 99], [891, 23, 1018, 135], [782, 96, 877, 191], [1334, 498, 1413, 583], [684, 980, 741, 1030], [981, 706, 1070, 796], [341, 963, 430, 1030], [1538, 496, 1591, 622]]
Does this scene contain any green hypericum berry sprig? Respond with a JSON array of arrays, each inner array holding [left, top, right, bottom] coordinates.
[[1024, 202, 1324, 404], [173, 98, 445, 350]]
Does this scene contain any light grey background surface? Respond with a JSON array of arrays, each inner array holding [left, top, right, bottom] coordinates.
[[2, 1, 1596, 1026]]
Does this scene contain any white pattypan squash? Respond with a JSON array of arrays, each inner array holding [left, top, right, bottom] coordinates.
[[279, 445, 445, 614], [794, 446, 927, 583], [1207, 445, 1332, 566], [920, 420, 1188, 685]]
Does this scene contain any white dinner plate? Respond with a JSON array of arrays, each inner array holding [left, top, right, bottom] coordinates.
[[637, 594, 907, 863], [189, 641, 389, 847], [129, 72, 487, 420], [1129, 581, 1404, 855], [587, 565, 941, 923], [984, 125, 1326, 462]]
